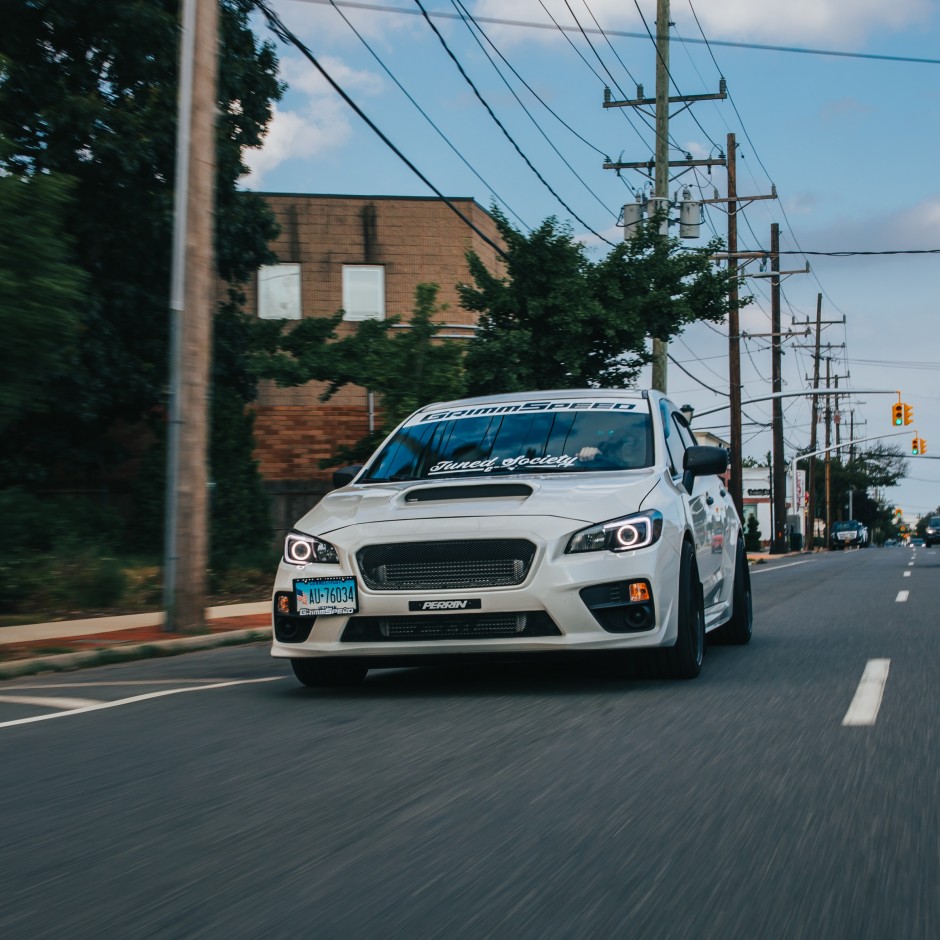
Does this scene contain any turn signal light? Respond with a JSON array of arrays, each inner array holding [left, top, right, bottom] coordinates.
[[629, 582, 651, 603]]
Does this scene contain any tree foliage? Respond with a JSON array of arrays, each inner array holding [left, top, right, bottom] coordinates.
[[0, 164, 87, 432], [457, 208, 746, 394], [0, 0, 283, 483]]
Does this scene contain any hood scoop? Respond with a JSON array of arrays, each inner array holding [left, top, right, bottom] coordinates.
[[404, 483, 534, 503]]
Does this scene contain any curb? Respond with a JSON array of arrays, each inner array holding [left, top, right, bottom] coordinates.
[[0, 626, 273, 681]]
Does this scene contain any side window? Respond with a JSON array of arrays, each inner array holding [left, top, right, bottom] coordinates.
[[664, 414, 689, 477]]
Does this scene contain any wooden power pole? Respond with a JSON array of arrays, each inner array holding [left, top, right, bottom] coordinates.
[[163, 0, 219, 632], [769, 223, 787, 553], [650, 0, 671, 393]]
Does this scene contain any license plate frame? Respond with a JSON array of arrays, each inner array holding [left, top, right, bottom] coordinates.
[[293, 577, 359, 616]]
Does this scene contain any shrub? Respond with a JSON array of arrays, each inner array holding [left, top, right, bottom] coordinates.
[[744, 514, 762, 553]]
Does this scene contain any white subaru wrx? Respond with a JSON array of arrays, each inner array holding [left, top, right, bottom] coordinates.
[[271, 389, 752, 686]]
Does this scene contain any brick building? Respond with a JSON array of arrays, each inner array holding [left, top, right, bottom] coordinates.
[[244, 193, 504, 532]]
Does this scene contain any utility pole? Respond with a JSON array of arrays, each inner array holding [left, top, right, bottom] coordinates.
[[602, 0, 726, 393], [769, 223, 787, 553], [164, 0, 219, 632], [704, 139, 775, 522], [794, 310, 844, 550], [726, 134, 743, 521], [824, 356, 832, 546], [650, 0, 671, 392], [806, 294, 823, 549]]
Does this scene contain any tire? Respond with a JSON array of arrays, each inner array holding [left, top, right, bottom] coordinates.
[[646, 541, 704, 679], [713, 540, 753, 645], [290, 658, 368, 688]]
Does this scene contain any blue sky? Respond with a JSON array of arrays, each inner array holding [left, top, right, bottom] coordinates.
[[245, 0, 940, 520]]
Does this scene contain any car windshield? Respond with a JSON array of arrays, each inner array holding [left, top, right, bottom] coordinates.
[[363, 400, 654, 482], [833, 521, 860, 532]]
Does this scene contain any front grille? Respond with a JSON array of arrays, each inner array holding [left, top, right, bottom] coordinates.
[[341, 611, 560, 643], [356, 539, 536, 591]]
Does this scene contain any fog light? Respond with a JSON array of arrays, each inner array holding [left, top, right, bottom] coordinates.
[[629, 582, 650, 602]]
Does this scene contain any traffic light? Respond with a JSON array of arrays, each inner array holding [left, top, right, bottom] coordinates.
[[892, 402, 904, 425], [895, 507, 903, 517], [912, 437, 925, 455], [904, 403, 914, 425]]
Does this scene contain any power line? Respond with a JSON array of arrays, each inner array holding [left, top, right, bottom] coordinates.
[[326, 0, 529, 230], [295, 1, 940, 66], [413, 0, 615, 244], [254, 0, 507, 257], [449, 0, 617, 217]]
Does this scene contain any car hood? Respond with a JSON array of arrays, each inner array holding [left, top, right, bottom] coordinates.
[[294, 472, 664, 536]]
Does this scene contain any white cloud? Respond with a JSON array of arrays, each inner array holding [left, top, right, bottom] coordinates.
[[241, 55, 382, 187], [470, 0, 932, 48], [804, 194, 940, 251]]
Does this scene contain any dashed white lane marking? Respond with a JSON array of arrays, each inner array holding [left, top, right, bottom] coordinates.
[[0, 677, 283, 730], [843, 659, 891, 727], [904, 571, 912, 578], [750, 560, 812, 574], [0, 694, 100, 710], [896, 591, 909, 602], [908, 562, 915, 567]]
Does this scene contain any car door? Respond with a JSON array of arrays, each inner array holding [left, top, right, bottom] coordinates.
[[660, 401, 727, 607]]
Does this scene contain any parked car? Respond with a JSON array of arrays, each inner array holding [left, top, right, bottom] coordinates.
[[924, 516, 940, 547], [272, 389, 752, 686], [830, 520, 868, 550]]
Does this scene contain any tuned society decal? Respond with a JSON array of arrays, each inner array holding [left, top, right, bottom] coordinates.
[[429, 453, 579, 474]]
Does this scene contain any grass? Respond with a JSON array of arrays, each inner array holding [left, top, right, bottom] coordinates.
[[1, 558, 274, 626]]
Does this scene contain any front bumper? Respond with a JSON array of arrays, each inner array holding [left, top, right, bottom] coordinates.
[[271, 515, 683, 661]]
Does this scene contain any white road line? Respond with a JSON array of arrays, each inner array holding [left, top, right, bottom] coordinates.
[[908, 562, 914, 567], [843, 659, 890, 727], [750, 560, 812, 574], [903, 571, 912, 578], [0, 677, 284, 730], [5, 680, 233, 689], [0, 694, 100, 710], [896, 591, 909, 602]]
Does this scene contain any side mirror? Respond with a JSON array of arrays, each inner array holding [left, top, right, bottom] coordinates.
[[682, 446, 728, 494], [332, 465, 363, 489]]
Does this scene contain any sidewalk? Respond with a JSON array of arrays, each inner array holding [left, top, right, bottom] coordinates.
[[0, 601, 272, 680]]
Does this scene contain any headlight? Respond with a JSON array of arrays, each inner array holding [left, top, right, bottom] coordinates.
[[566, 510, 664, 554], [284, 530, 339, 565]]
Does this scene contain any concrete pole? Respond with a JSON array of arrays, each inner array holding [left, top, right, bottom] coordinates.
[[650, 0, 670, 392], [164, 0, 219, 631]]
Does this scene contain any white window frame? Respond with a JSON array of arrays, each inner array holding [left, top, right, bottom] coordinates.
[[257, 263, 302, 320], [342, 265, 385, 321]]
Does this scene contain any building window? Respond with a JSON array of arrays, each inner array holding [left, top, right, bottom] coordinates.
[[258, 263, 302, 320], [342, 265, 385, 321]]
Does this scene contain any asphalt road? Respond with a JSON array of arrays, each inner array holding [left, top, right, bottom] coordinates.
[[1, 546, 937, 939]]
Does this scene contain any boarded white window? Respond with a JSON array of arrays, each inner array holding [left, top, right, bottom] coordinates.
[[342, 265, 385, 321], [258, 263, 302, 320]]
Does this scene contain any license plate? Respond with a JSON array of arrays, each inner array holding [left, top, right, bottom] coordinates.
[[294, 577, 358, 616]]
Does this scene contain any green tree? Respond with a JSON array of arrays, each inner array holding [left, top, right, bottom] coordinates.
[[811, 444, 907, 529], [458, 209, 745, 394], [0, 164, 86, 432], [0, 0, 283, 481]]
